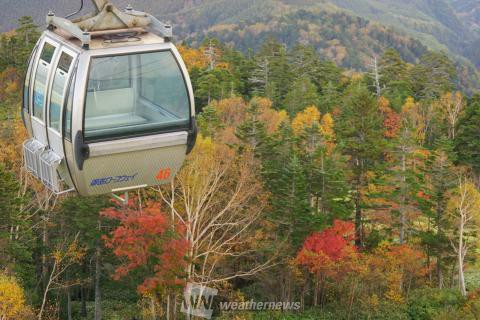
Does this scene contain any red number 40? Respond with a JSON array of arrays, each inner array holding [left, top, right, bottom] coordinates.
[[155, 168, 171, 180]]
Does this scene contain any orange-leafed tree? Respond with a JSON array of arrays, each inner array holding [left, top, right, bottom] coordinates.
[[101, 202, 189, 296], [361, 243, 429, 303], [256, 97, 288, 134], [176, 45, 207, 71]]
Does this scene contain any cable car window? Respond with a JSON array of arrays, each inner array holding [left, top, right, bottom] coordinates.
[[139, 52, 190, 119], [33, 42, 57, 120], [23, 45, 38, 113], [49, 52, 73, 132], [87, 55, 131, 91], [84, 51, 190, 141], [40, 43, 55, 63], [64, 72, 76, 141]]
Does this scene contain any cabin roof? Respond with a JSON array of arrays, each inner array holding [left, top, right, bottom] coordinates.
[[51, 28, 166, 50]]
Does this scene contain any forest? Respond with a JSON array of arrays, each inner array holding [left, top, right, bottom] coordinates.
[[1, 16, 480, 320]]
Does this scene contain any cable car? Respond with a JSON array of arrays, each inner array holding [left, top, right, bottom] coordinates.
[[22, 0, 197, 196]]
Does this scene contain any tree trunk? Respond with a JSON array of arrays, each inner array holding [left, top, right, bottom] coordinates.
[[313, 273, 320, 307], [38, 261, 56, 320], [67, 287, 73, 320], [320, 152, 325, 214], [173, 294, 177, 320], [150, 296, 156, 320], [166, 293, 170, 320], [300, 283, 306, 312], [80, 285, 87, 318], [400, 150, 406, 244], [458, 221, 467, 296], [94, 244, 102, 320], [354, 190, 362, 248], [436, 195, 445, 288], [42, 217, 48, 294], [437, 256, 444, 289]]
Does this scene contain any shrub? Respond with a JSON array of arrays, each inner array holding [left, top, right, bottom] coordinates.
[[407, 288, 465, 320]]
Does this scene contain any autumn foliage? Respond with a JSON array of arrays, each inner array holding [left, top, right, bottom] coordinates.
[[101, 202, 189, 294], [361, 243, 430, 303], [0, 272, 33, 319], [296, 220, 358, 276], [296, 221, 429, 305]]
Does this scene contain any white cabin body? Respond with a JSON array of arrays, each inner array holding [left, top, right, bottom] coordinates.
[[22, 29, 196, 196]]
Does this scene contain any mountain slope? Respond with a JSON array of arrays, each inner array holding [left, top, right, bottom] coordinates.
[[1, 0, 478, 91], [155, 0, 479, 67], [448, 0, 480, 32], [327, 0, 479, 67], [172, 4, 428, 69], [1, 0, 477, 65]]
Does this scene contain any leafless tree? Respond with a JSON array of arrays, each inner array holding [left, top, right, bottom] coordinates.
[[155, 140, 275, 288], [446, 176, 480, 296]]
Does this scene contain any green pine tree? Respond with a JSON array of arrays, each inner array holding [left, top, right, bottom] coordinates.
[[260, 123, 315, 247], [455, 99, 480, 176], [411, 51, 457, 101], [284, 77, 319, 116], [336, 82, 386, 247], [236, 99, 267, 153]]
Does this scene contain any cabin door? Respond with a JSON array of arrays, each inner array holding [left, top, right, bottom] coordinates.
[[46, 46, 77, 158], [30, 38, 59, 146]]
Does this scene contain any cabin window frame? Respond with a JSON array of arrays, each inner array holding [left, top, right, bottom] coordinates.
[[31, 39, 59, 123], [22, 43, 39, 114], [81, 48, 192, 143], [62, 66, 77, 142], [47, 50, 75, 134]]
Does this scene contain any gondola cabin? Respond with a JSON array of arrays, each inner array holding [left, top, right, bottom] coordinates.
[[22, 3, 196, 196]]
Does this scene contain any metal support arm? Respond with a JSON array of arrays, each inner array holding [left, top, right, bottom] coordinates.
[[146, 13, 172, 40], [47, 1, 173, 45], [47, 12, 91, 48], [91, 0, 108, 12]]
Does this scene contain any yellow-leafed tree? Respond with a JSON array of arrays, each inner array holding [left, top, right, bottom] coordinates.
[[446, 178, 480, 296], [0, 272, 33, 319]]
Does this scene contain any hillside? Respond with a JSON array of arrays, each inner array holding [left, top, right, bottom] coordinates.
[[151, 0, 480, 68], [449, 0, 480, 33], [173, 5, 429, 69], [1, 1, 478, 57], [329, 0, 480, 69], [152, 0, 479, 91], [1, 0, 478, 91]]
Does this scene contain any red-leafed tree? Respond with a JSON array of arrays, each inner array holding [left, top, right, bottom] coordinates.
[[295, 220, 359, 306], [379, 96, 401, 138], [101, 201, 189, 296]]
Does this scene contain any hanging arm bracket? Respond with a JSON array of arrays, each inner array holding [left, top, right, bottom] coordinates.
[[46, 12, 91, 48], [47, 1, 173, 45]]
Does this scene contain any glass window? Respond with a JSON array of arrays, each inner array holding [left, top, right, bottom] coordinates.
[[49, 52, 73, 132], [64, 73, 75, 141], [33, 42, 56, 120], [87, 55, 131, 91], [84, 51, 190, 141], [23, 45, 38, 112], [40, 43, 55, 63]]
